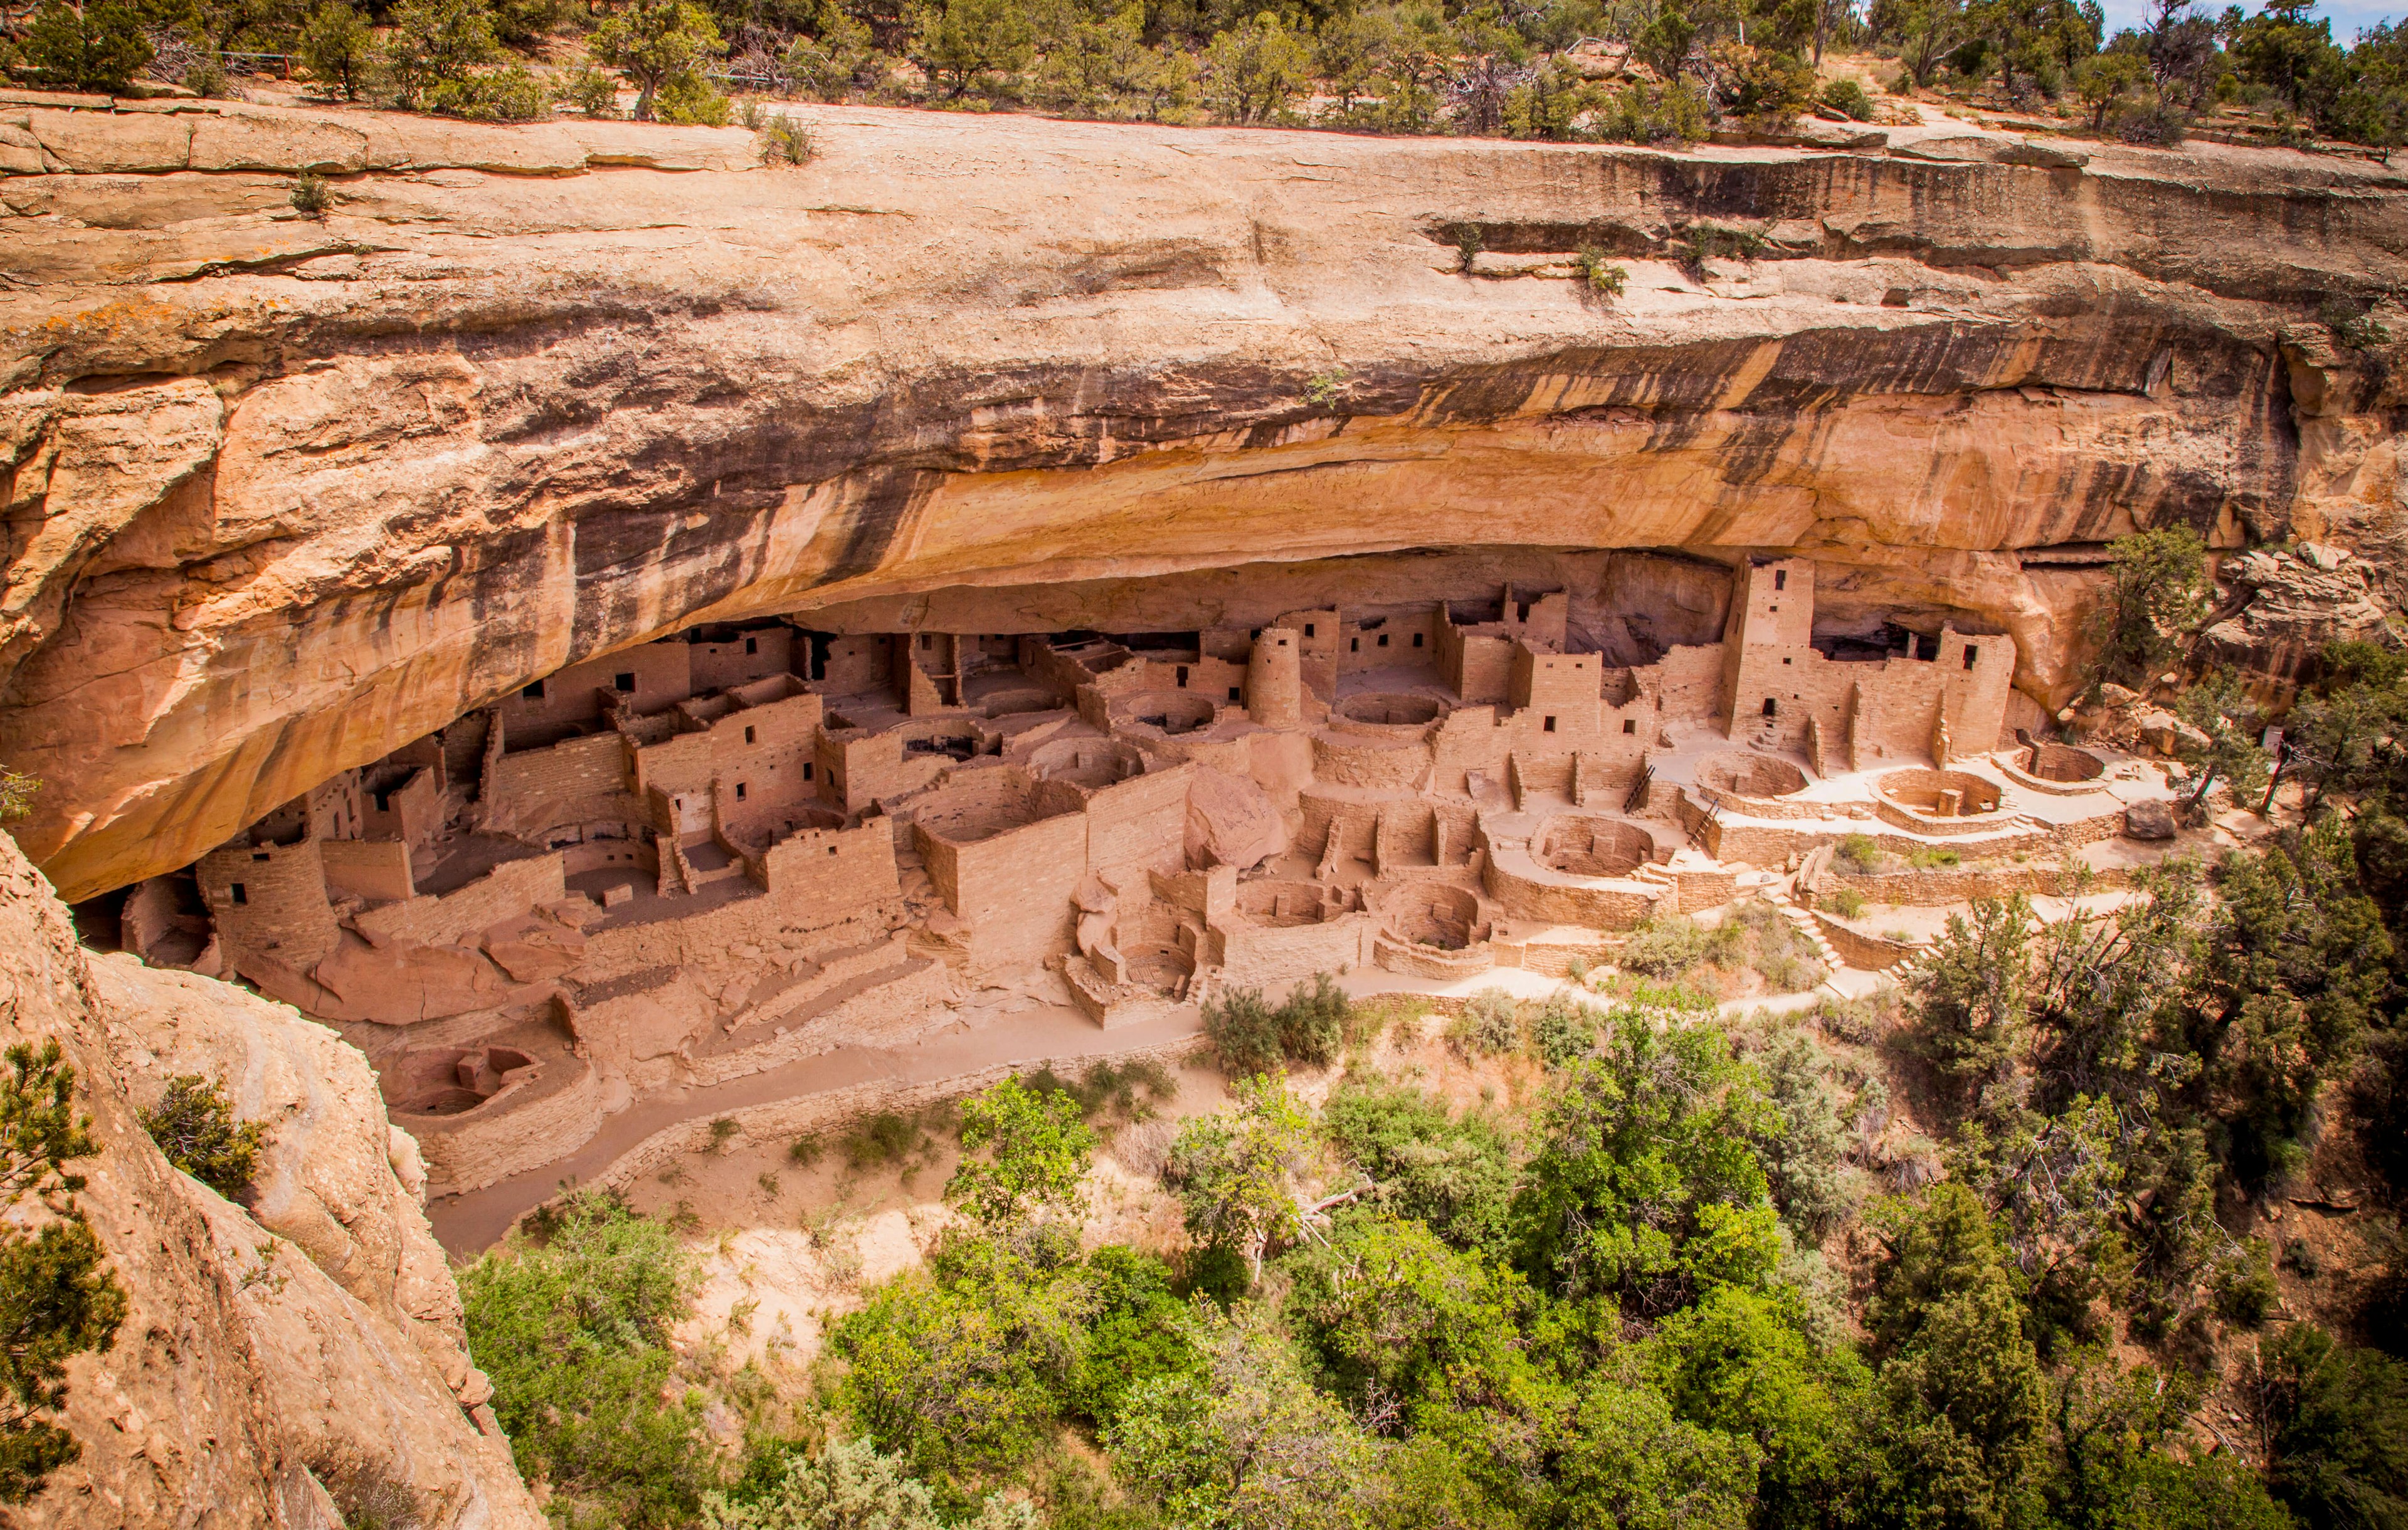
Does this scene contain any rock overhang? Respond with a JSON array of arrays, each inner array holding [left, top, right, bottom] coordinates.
[[1, 102, 2402, 900]]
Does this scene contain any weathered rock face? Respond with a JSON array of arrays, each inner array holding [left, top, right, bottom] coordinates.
[[0, 831, 539, 1527], [3, 97, 2405, 900]]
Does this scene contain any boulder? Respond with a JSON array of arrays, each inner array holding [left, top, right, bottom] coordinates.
[[1185, 766, 1289, 871], [2124, 799, 2178, 840], [2138, 710, 2212, 754]]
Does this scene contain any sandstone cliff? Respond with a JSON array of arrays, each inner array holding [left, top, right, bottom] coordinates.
[[0, 829, 539, 1527], [1, 92, 2404, 899]]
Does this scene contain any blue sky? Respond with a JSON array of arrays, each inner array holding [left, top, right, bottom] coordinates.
[[2094, 0, 2401, 39]]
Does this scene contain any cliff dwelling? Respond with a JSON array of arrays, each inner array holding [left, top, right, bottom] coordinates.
[[95, 551, 2179, 1200]]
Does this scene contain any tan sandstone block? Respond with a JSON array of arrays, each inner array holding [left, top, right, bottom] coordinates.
[[27, 105, 191, 171], [187, 107, 372, 173]]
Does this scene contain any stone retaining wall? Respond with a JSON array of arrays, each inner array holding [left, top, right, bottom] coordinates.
[[1815, 862, 2138, 905]]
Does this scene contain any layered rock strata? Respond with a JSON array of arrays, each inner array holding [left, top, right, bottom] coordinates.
[[1, 99, 2404, 900]]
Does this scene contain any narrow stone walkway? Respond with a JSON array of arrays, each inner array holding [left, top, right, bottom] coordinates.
[[425, 1001, 1200, 1257]]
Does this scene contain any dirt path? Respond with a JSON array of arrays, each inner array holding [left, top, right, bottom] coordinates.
[[425, 1001, 1201, 1257]]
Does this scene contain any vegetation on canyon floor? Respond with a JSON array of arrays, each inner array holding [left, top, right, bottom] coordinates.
[[6, 0, 2408, 160], [453, 627, 2408, 1527]]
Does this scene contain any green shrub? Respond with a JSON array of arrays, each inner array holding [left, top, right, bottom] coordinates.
[[426, 65, 556, 122], [758, 112, 815, 164], [377, 0, 502, 110], [1451, 222, 1484, 272], [2252, 1324, 2408, 1530], [1450, 987, 1521, 1056], [657, 71, 732, 124], [1620, 914, 1715, 979], [1821, 76, 1874, 119], [1208, 977, 1346, 1074], [592, 0, 727, 120], [1906, 846, 1960, 869], [0, 768, 36, 821], [139, 1074, 265, 1198], [1574, 246, 1628, 295], [2113, 97, 2190, 144], [1822, 889, 1866, 920], [290, 171, 331, 219], [843, 1111, 924, 1169], [702, 1433, 1032, 1529], [1834, 833, 1883, 875], [298, 0, 373, 99], [1528, 991, 1596, 1067], [568, 61, 622, 117], [787, 1133, 822, 1166], [1679, 223, 1767, 271], [2215, 1237, 2281, 1326], [182, 52, 232, 97], [1600, 77, 1709, 143], [1204, 986, 1282, 1075], [461, 1192, 710, 1527], [1324, 1077, 1517, 1255], [14, 1, 151, 91], [708, 1116, 739, 1153], [1275, 973, 1349, 1066]]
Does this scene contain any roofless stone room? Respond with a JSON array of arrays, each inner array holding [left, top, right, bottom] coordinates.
[[3, 21, 2407, 1529]]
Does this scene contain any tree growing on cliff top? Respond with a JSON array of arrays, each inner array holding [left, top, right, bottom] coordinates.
[[376, 0, 501, 107], [593, 0, 729, 118], [0, 1039, 127, 1504], [10, 1, 151, 92], [297, 0, 373, 99]]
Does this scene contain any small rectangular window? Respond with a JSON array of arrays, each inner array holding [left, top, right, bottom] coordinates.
[[1350, 638, 1360, 653], [522, 680, 546, 700], [1963, 645, 1980, 670], [1229, 687, 1244, 702], [1773, 569, 1787, 591], [744, 725, 756, 744], [615, 672, 636, 692], [1413, 633, 1425, 648], [1304, 623, 1316, 638], [1543, 716, 1556, 732], [1176, 665, 1190, 687], [1378, 634, 1390, 648], [919, 633, 932, 649], [230, 883, 247, 905], [1623, 719, 1637, 734], [736, 782, 748, 801], [1783, 657, 1793, 665], [746, 636, 758, 655], [374, 789, 393, 812], [803, 762, 815, 781], [252, 852, 270, 863], [1762, 697, 1778, 717]]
